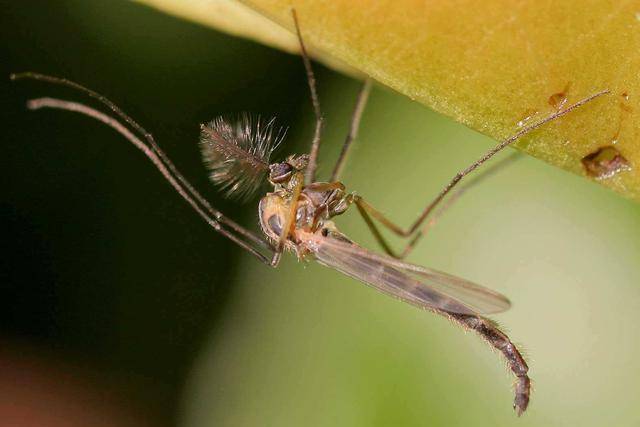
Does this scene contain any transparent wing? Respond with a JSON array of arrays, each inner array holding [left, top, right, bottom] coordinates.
[[408, 266, 511, 314], [307, 234, 510, 315]]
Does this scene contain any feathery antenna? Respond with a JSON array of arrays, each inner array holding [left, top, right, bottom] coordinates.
[[200, 114, 285, 200]]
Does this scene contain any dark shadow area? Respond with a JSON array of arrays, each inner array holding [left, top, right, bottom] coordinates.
[[1, 0, 319, 423]]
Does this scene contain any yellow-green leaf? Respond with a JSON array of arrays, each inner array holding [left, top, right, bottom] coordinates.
[[135, 0, 640, 201]]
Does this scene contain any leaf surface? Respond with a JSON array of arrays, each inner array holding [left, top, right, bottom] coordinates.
[[136, 0, 640, 200]]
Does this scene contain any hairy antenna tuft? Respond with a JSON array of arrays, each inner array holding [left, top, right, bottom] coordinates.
[[200, 114, 285, 201]]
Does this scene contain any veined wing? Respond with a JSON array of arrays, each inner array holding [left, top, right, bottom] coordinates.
[[304, 233, 510, 315]]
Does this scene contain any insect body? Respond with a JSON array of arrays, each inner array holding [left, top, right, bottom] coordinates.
[[11, 10, 609, 416], [260, 158, 348, 243], [243, 145, 533, 413]]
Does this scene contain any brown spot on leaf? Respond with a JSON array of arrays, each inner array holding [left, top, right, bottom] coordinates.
[[581, 146, 631, 179], [548, 82, 572, 109], [548, 92, 568, 109]]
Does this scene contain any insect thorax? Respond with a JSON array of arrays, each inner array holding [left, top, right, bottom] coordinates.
[[258, 181, 351, 247]]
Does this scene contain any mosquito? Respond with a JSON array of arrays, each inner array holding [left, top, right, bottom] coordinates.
[[11, 9, 608, 416]]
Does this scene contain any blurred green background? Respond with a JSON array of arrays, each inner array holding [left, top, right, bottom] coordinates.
[[2, 1, 639, 426]]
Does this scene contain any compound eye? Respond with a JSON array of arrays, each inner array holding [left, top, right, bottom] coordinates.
[[267, 214, 283, 235], [269, 162, 293, 183]]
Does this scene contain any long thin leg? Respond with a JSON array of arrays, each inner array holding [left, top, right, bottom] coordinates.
[[276, 173, 304, 252], [265, 174, 305, 266], [330, 78, 373, 182], [348, 154, 520, 257], [405, 90, 609, 236], [352, 198, 398, 257], [351, 90, 609, 253], [10, 72, 269, 251], [351, 180, 472, 258], [264, 177, 303, 266], [398, 152, 522, 258], [303, 182, 345, 192], [399, 186, 475, 258], [291, 9, 324, 184], [351, 191, 453, 258], [24, 97, 278, 266]]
